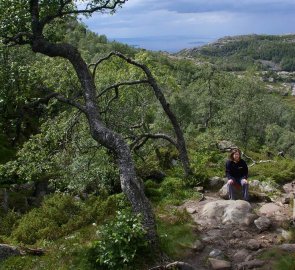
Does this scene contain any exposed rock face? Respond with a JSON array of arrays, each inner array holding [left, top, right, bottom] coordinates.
[[216, 140, 237, 152], [0, 244, 20, 261], [200, 200, 254, 227]]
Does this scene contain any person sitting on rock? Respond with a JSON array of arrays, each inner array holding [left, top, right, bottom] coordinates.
[[226, 148, 249, 201]]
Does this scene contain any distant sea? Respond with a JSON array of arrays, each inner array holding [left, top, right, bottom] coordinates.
[[110, 36, 218, 53]]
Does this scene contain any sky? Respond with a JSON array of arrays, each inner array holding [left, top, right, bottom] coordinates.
[[83, 0, 295, 52]]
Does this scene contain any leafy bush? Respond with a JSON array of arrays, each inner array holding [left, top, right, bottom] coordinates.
[[88, 210, 147, 270], [249, 159, 295, 184], [11, 193, 127, 244], [0, 210, 21, 236]]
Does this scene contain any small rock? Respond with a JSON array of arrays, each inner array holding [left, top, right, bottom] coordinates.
[[279, 243, 295, 252], [236, 259, 265, 270], [192, 239, 205, 252], [281, 195, 291, 204], [209, 248, 223, 259], [281, 229, 293, 241], [186, 207, 197, 214], [241, 231, 252, 238], [208, 258, 231, 270], [247, 239, 261, 250], [208, 177, 226, 191], [232, 249, 249, 262], [232, 230, 242, 238], [254, 216, 271, 231], [194, 186, 204, 192]]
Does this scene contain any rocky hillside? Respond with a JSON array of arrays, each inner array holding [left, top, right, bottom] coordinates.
[[177, 34, 295, 72]]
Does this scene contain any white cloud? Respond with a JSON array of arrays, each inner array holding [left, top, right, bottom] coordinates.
[[82, 0, 295, 51]]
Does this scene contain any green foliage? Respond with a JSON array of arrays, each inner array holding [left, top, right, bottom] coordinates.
[[265, 124, 295, 157], [11, 193, 125, 244], [259, 248, 295, 270], [180, 34, 295, 72], [145, 176, 201, 206], [0, 210, 21, 236], [249, 158, 295, 184], [88, 210, 147, 270], [157, 208, 197, 259]]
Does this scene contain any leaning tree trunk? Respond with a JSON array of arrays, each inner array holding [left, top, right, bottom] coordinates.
[[31, 38, 158, 244], [88, 117, 157, 243]]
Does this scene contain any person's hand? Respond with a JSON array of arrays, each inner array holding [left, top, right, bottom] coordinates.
[[228, 179, 234, 185], [241, 179, 248, 184]]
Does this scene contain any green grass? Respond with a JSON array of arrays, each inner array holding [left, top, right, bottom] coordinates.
[[0, 225, 97, 270], [157, 208, 197, 259], [249, 158, 295, 184], [258, 248, 295, 270]]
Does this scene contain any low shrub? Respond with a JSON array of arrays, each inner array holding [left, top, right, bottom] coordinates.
[[249, 158, 295, 184], [88, 210, 147, 270], [11, 193, 128, 244], [0, 210, 21, 236]]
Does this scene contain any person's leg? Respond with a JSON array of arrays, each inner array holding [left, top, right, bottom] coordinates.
[[227, 179, 235, 200], [241, 179, 249, 201]]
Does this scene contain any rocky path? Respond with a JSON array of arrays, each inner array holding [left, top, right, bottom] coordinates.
[[179, 179, 295, 270]]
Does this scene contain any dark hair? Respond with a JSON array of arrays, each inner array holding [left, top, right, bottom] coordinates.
[[229, 148, 241, 161]]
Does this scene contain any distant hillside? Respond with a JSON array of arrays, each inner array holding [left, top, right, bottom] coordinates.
[[177, 34, 295, 72]]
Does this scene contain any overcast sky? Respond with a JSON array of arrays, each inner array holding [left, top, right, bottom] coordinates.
[[83, 0, 295, 52]]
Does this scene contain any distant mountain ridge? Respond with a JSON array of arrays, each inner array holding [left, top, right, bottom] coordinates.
[[177, 34, 295, 72]]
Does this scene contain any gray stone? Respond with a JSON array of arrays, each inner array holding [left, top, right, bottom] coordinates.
[[278, 244, 295, 252], [208, 177, 226, 191], [186, 207, 197, 214], [200, 200, 253, 226], [208, 258, 231, 270], [281, 229, 293, 241], [0, 244, 20, 261], [247, 239, 260, 250], [258, 203, 290, 221], [283, 181, 295, 194], [232, 229, 242, 238], [232, 249, 250, 262], [216, 140, 237, 152], [254, 216, 271, 231], [209, 248, 223, 259], [281, 195, 291, 204], [236, 259, 265, 270], [192, 239, 205, 251]]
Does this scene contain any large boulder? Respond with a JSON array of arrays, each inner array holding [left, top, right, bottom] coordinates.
[[216, 140, 237, 152], [207, 177, 226, 191], [199, 200, 255, 227], [258, 203, 290, 221]]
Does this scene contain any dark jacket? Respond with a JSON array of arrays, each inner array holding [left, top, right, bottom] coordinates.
[[226, 159, 248, 180]]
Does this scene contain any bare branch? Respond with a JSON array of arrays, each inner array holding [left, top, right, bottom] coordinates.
[[97, 80, 149, 98], [54, 93, 87, 113], [242, 152, 275, 167], [41, 0, 126, 27], [26, 91, 87, 113], [130, 133, 178, 150]]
